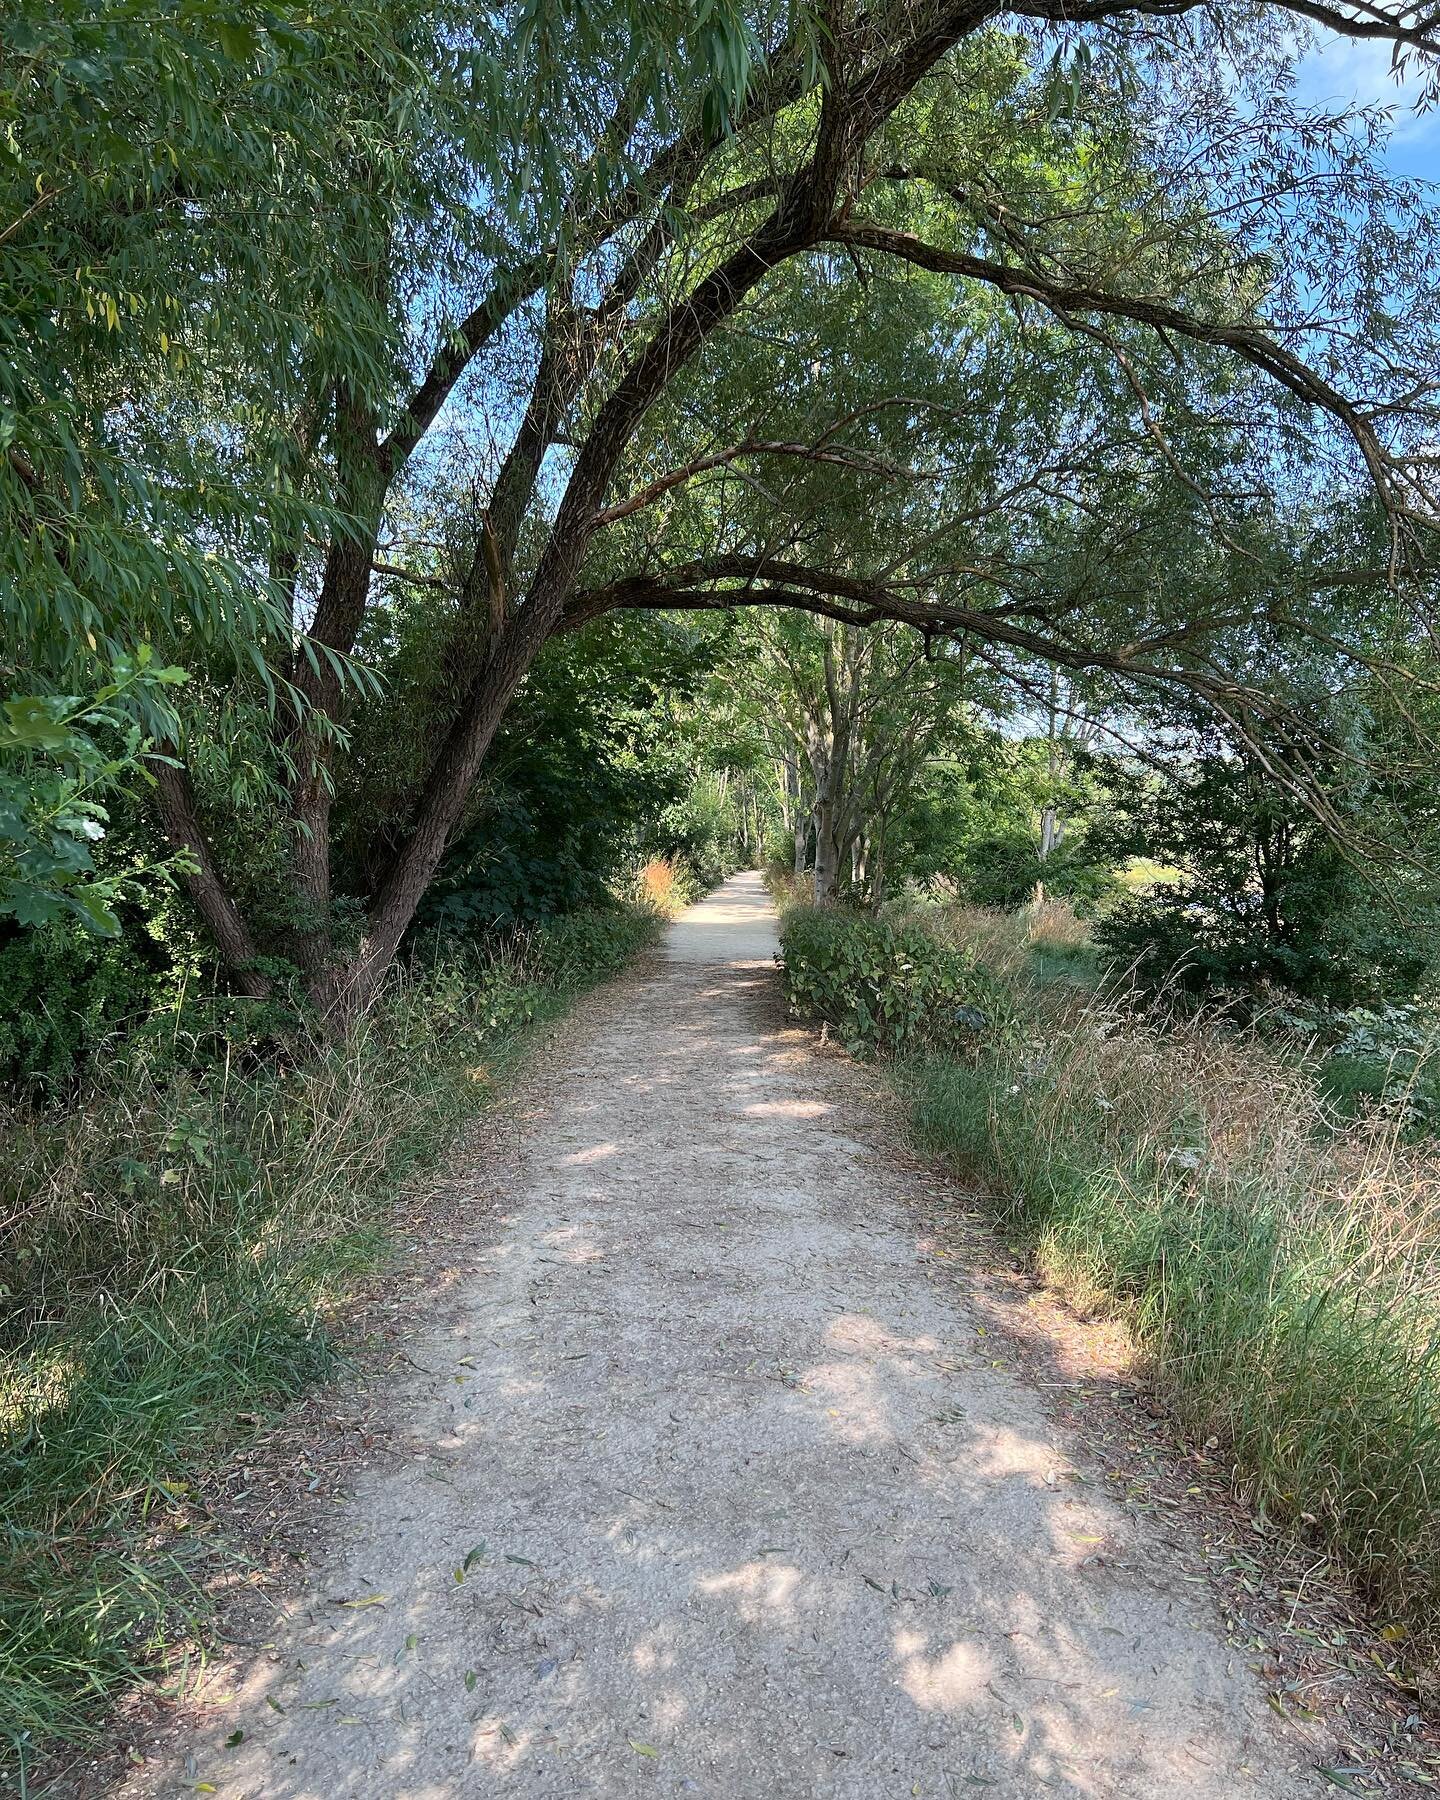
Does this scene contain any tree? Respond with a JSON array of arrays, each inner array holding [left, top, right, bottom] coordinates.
[[739, 613, 968, 901], [13, 2, 1440, 1016]]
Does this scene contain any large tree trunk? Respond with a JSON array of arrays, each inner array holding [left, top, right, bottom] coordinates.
[[332, 606, 550, 1018], [782, 751, 808, 877]]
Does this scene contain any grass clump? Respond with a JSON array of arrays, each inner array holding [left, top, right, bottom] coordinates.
[[780, 898, 1440, 1655], [631, 854, 705, 917], [0, 903, 660, 1775]]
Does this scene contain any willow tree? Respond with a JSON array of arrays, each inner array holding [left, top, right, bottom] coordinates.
[[11, 0, 1440, 1014]]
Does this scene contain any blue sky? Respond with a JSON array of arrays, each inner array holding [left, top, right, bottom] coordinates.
[[1295, 27, 1440, 181]]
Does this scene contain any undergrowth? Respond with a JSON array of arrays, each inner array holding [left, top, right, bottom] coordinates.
[[780, 894, 1440, 1662], [0, 901, 660, 1781]]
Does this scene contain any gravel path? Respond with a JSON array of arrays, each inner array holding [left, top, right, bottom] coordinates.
[[113, 873, 1316, 1798]]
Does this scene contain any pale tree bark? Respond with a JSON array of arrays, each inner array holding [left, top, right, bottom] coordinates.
[[782, 752, 809, 878]]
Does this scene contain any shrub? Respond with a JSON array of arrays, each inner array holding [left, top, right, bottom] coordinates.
[[779, 905, 1004, 1058], [0, 881, 202, 1088], [533, 902, 662, 989]]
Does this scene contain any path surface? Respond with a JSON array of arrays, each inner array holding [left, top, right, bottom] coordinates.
[[114, 874, 1315, 1798]]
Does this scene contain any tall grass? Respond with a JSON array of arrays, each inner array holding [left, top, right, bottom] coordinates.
[[0, 905, 659, 1774], [632, 854, 701, 915], [780, 893, 1440, 1652], [912, 964, 1440, 1647]]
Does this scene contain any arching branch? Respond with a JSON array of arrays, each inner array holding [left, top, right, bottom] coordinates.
[[825, 220, 1438, 560]]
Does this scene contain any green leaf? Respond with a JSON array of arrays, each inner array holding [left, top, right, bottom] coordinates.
[[65, 886, 122, 938]]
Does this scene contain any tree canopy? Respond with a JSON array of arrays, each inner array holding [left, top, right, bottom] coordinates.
[[7, 0, 1440, 1011]]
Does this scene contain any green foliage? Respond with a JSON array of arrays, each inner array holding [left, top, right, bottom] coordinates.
[[779, 905, 1003, 1058], [887, 734, 1118, 909], [652, 770, 747, 889], [1091, 746, 1440, 1008], [0, 899, 658, 1762], [2, 0, 410, 679], [0, 652, 191, 938], [0, 911, 191, 1089], [341, 616, 719, 932], [532, 902, 663, 989]]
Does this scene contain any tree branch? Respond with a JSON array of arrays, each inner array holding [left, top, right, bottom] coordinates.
[[148, 755, 271, 998], [825, 220, 1436, 555]]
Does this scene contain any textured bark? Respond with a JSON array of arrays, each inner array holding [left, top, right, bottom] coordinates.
[[288, 391, 389, 998], [336, 604, 554, 1014], [812, 794, 842, 904], [149, 757, 271, 999]]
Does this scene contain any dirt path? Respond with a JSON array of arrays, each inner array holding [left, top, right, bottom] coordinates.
[[111, 873, 1318, 1798]]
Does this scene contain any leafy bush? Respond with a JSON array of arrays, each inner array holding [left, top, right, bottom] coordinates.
[[1094, 879, 1440, 1012], [652, 770, 745, 889], [532, 902, 662, 989], [1090, 747, 1440, 1009], [1275, 999, 1440, 1131], [779, 905, 1004, 1058], [0, 920, 163, 1086], [0, 876, 204, 1086]]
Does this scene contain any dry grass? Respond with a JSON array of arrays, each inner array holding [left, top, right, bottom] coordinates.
[[869, 900, 1440, 1655], [632, 854, 711, 917], [0, 907, 660, 1771], [764, 865, 810, 914], [885, 894, 1095, 980]]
